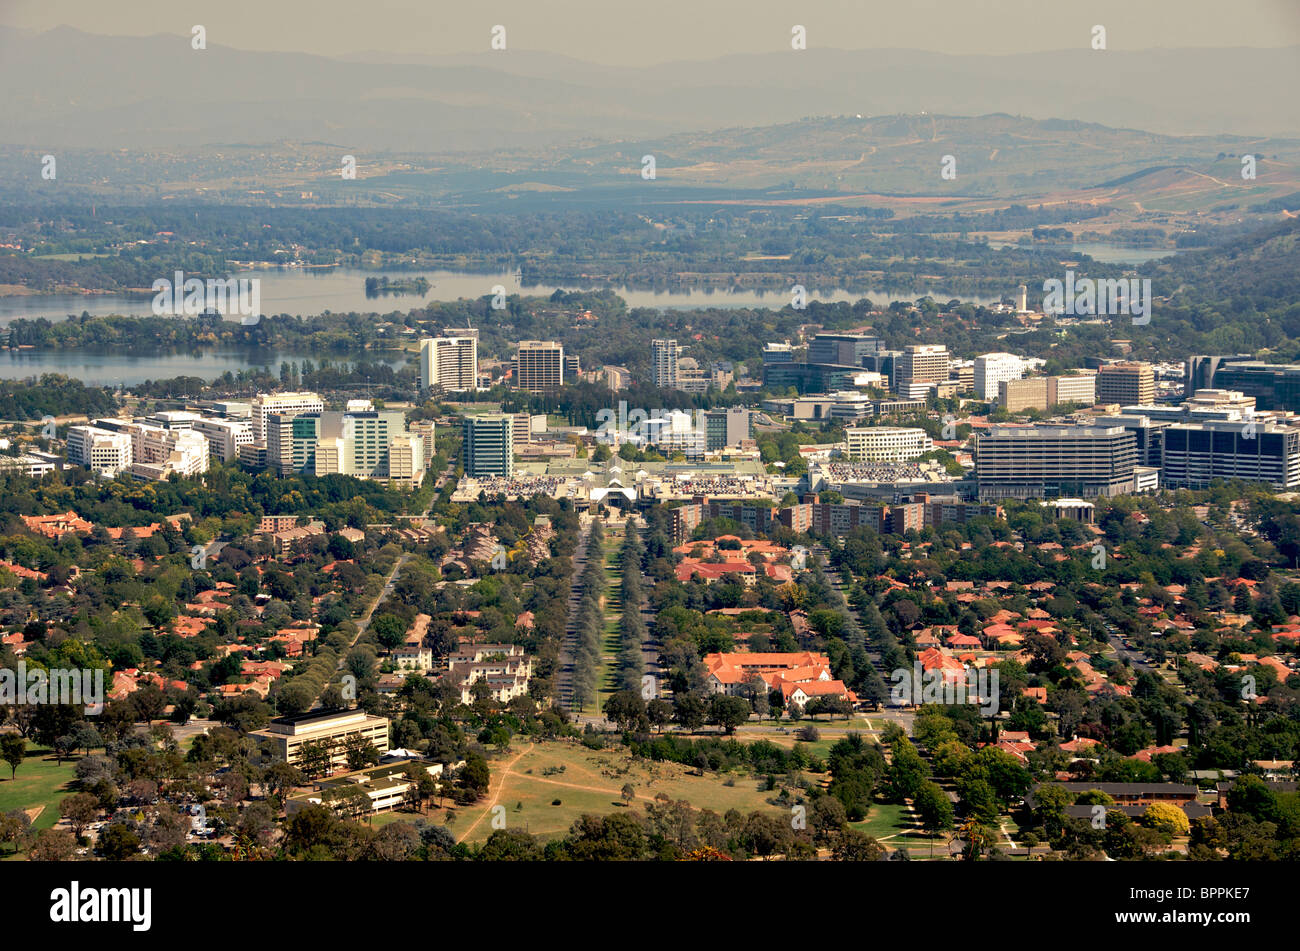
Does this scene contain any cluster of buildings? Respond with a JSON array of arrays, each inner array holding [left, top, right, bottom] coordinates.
[[703, 650, 857, 711], [66, 393, 433, 488], [976, 385, 1300, 497], [67, 413, 212, 481]]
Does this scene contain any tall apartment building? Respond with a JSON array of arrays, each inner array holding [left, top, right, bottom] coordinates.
[[845, 427, 933, 462], [974, 353, 1024, 400], [893, 345, 950, 394], [975, 424, 1138, 500], [651, 339, 680, 389], [513, 340, 565, 391], [462, 414, 515, 478], [252, 392, 324, 443], [418, 334, 478, 392], [1096, 362, 1155, 406], [66, 424, 133, 476], [808, 333, 885, 366], [1161, 419, 1300, 490]]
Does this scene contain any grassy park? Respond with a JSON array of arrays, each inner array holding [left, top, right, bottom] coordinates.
[[0, 742, 79, 856]]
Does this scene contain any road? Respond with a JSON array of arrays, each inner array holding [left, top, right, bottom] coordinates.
[[316, 455, 455, 705]]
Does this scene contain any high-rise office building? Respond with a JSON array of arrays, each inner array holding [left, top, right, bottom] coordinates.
[[808, 333, 885, 367], [66, 425, 133, 475], [514, 340, 565, 391], [763, 343, 795, 364], [893, 345, 950, 393], [973, 353, 1024, 400], [651, 339, 680, 389], [386, 433, 426, 489], [1195, 359, 1300, 412], [312, 410, 407, 479], [191, 417, 254, 462], [252, 392, 324, 443], [1160, 419, 1300, 490], [408, 419, 437, 468], [419, 334, 478, 392], [1096, 362, 1155, 406], [462, 414, 515, 478], [975, 424, 1138, 500], [704, 406, 751, 451]]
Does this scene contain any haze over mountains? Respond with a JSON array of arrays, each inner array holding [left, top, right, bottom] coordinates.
[[2, 27, 1298, 152]]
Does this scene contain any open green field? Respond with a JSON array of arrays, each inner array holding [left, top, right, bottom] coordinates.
[[849, 801, 950, 859], [0, 743, 79, 846], [441, 740, 797, 846], [594, 544, 624, 704]]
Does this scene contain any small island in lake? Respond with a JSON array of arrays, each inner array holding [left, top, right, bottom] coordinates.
[[364, 276, 431, 298]]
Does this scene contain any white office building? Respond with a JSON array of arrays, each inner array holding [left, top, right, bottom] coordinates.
[[252, 392, 324, 442], [974, 353, 1024, 400], [66, 425, 134, 476], [845, 426, 934, 462], [192, 417, 255, 462]]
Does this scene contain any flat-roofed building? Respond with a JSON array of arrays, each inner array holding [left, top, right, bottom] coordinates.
[[763, 343, 795, 364], [704, 406, 751, 450], [251, 708, 390, 772], [893, 344, 949, 393], [808, 333, 884, 366], [386, 433, 426, 488], [845, 426, 933, 462], [999, 377, 1050, 413], [251, 391, 324, 443], [514, 340, 565, 391], [652, 338, 680, 389], [419, 334, 478, 392], [1051, 372, 1097, 406], [462, 414, 514, 478], [1160, 418, 1300, 490], [975, 424, 1138, 500], [1096, 362, 1155, 406], [408, 419, 436, 468], [974, 353, 1023, 400], [67, 424, 133, 475], [191, 416, 254, 462]]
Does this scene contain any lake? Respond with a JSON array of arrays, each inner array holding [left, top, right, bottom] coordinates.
[[0, 267, 1002, 325], [985, 242, 1178, 265]]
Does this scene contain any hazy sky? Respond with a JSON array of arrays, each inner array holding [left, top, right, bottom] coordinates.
[[2, 0, 1298, 65]]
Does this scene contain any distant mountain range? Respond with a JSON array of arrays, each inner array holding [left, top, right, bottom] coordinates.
[[2, 27, 1298, 152]]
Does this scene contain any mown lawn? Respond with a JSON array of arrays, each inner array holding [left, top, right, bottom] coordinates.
[[0, 743, 80, 849]]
